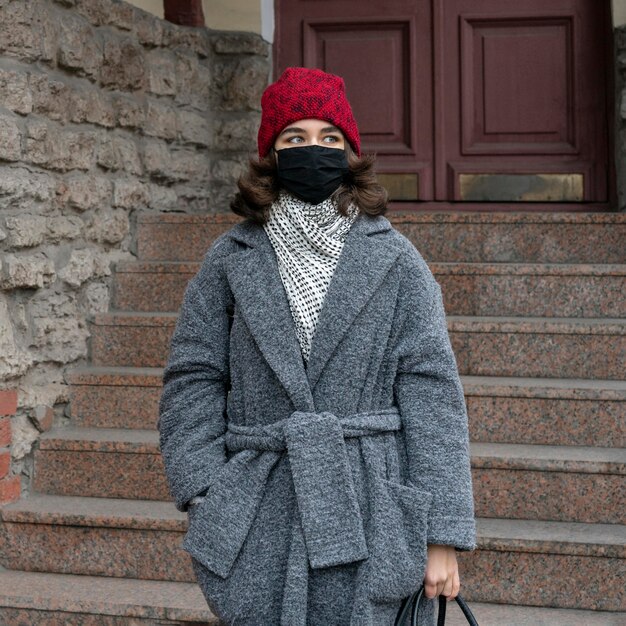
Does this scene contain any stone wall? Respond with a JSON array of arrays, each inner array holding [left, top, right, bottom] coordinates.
[[616, 25, 626, 211], [0, 0, 269, 501]]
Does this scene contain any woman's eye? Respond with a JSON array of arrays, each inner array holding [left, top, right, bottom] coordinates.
[[288, 136, 304, 144], [323, 135, 340, 143]]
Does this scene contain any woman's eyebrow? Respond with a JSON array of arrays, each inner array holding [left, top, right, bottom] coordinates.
[[279, 127, 305, 136], [279, 125, 341, 136]]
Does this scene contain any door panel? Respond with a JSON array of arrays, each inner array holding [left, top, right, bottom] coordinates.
[[438, 0, 609, 202], [275, 0, 611, 207], [276, 1, 434, 200]]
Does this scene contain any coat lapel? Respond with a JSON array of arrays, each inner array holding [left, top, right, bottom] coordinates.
[[305, 214, 401, 390], [224, 222, 315, 412], [224, 212, 400, 407]]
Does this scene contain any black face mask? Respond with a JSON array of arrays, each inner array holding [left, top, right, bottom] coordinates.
[[275, 145, 349, 205]]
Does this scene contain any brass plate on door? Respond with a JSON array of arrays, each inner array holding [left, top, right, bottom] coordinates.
[[377, 173, 419, 201], [459, 174, 584, 202]]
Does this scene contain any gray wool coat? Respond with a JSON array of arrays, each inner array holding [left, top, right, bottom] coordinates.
[[157, 211, 477, 626]]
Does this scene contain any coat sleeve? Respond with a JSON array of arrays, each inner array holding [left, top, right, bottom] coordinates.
[[392, 252, 477, 551], [157, 236, 233, 512]]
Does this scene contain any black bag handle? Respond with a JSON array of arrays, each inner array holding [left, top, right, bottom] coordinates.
[[394, 584, 479, 626]]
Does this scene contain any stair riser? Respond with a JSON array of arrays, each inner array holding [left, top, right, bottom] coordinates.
[[439, 274, 625, 318], [112, 271, 193, 313], [451, 331, 625, 380], [68, 377, 626, 448], [0, 522, 194, 582], [69, 384, 160, 430], [138, 220, 626, 264], [138, 221, 235, 263], [90, 322, 626, 380], [467, 396, 625, 448], [3, 518, 621, 612], [0, 609, 191, 625], [90, 324, 174, 369], [33, 449, 623, 523], [112, 269, 626, 318], [473, 469, 624, 524], [34, 451, 168, 502], [458, 549, 624, 611]]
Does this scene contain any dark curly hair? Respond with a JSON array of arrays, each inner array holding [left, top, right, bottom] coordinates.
[[230, 143, 388, 225]]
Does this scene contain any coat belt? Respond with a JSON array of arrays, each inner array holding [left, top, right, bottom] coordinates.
[[223, 407, 402, 570]]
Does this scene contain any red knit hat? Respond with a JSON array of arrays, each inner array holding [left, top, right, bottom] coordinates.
[[257, 67, 361, 158]]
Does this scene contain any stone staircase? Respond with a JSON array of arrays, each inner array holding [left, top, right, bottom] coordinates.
[[0, 211, 625, 625]]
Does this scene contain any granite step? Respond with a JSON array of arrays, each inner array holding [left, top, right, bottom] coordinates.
[[456, 517, 626, 612], [66, 366, 163, 430], [0, 572, 623, 626], [112, 260, 626, 317], [470, 442, 625, 523], [0, 494, 194, 582], [0, 570, 217, 624], [1, 495, 623, 610], [66, 367, 626, 448], [443, 601, 626, 626], [89, 312, 626, 379], [136, 211, 626, 264], [462, 375, 626, 448], [32, 427, 626, 523], [448, 316, 626, 380]]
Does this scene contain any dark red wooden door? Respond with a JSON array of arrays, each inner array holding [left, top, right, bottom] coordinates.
[[275, 0, 612, 208]]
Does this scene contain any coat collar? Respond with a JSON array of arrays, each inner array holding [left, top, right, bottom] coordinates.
[[223, 212, 401, 410]]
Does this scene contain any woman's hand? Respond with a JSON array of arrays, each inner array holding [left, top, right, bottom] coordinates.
[[423, 544, 460, 601]]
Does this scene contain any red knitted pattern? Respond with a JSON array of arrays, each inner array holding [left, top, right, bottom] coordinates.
[[257, 67, 361, 158]]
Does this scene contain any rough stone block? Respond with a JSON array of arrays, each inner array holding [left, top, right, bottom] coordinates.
[[57, 248, 111, 288], [213, 33, 269, 56], [31, 405, 54, 432], [1, 253, 56, 289], [46, 216, 83, 243], [63, 175, 112, 211], [0, 113, 22, 161], [143, 100, 178, 140], [29, 291, 89, 362], [97, 134, 142, 174], [69, 87, 115, 128], [0, 68, 32, 114], [147, 183, 177, 210], [112, 178, 150, 209], [0, 0, 39, 61], [25, 121, 96, 172], [0, 166, 56, 209], [214, 56, 268, 112], [213, 114, 258, 151], [84, 209, 129, 244], [101, 35, 146, 91], [143, 141, 209, 184], [4, 215, 47, 248], [145, 49, 177, 96], [57, 11, 102, 78], [111, 92, 145, 129], [10, 414, 39, 459], [29, 74, 72, 123], [0, 298, 33, 379], [179, 110, 211, 147]]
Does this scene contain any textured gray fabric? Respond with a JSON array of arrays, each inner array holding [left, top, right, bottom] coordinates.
[[158, 211, 476, 625]]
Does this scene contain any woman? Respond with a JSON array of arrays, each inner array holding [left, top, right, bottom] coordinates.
[[158, 67, 477, 626]]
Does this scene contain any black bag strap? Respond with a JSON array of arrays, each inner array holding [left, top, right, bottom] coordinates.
[[394, 584, 479, 626]]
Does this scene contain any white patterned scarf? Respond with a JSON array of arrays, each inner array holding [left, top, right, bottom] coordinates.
[[262, 189, 360, 364]]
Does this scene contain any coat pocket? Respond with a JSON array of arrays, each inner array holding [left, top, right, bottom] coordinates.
[[181, 449, 279, 580], [365, 472, 433, 603]]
